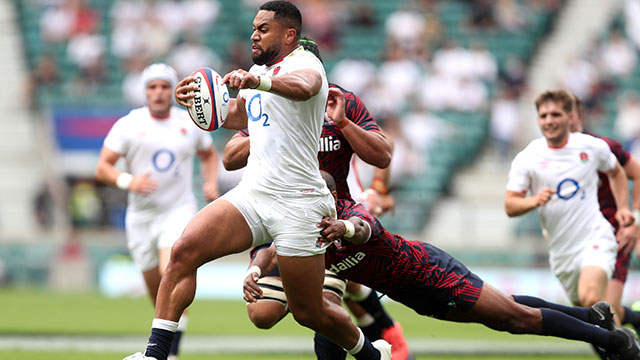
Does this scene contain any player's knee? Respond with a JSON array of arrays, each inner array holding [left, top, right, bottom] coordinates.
[[248, 306, 281, 329], [579, 292, 603, 308]]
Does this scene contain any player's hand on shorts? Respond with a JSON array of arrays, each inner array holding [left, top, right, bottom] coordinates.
[[129, 172, 158, 195], [326, 88, 346, 127], [243, 270, 263, 303], [616, 225, 638, 255], [175, 76, 198, 107], [222, 69, 258, 91], [615, 208, 635, 228], [202, 182, 219, 202], [317, 216, 344, 243], [535, 187, 556, 207]]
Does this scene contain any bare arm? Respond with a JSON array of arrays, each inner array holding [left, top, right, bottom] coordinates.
[[222, 133, 250, 171], [326, 88, 391, 168], [317, 216, 371, 245], [624, 155, 640, 211], [197, 146, 220, 201], [95, 147, 158, 194], [243, 244, 277, 303], [223, 68, 322, 102], [606, 160, 634, 227], [504, 188, 556, 217]]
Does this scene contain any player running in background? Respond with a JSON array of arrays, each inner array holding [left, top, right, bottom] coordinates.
[[125, 2, 391, 359], [244, 171, 640, 360], [223, 37, 411, 360], [95, 63, 220, 360], [505, 89, 634, 311], [570, 95, 640, 334]]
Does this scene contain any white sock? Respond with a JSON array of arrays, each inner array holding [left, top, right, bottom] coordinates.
[[152, 318, 178, 332], [177, 315, 188, 331], [347, 328, 365, 355], [356, 313, 375, 327]]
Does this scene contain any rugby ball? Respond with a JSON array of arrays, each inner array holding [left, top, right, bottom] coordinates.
[[187, 67, 229, 131]]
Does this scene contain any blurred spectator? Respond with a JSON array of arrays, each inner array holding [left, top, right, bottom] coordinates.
[[598, 29, 637, 77], [625, 0, 640, 50], [490, 85, 520, 161], [378, 114, 425, 186], [33, 182, 54, 230], [328, 58, 377, 96], [467, 0, 496, 29], [468, 41, 498, 81], [494, 0, 528, 32], [455, 76, 488, 112], [167, 32, 222, 79], [345, 1, 375, 28], [499, 55, 527, 95], [183, 0, 221, 33], [40, 0, 74, 43], [66, 27, 105, 70], [615, 92, 640, 147], [69, 0, 99, 35], [296, 0, 342, 53], [561, 57, 600, 105], [67, 178, 102, 229], [121, 54, 149, 106], [385, 7, 426, 52], [376, 41, 421, 108], [110, 20, 145, 60], [26, 52, 60, 108]]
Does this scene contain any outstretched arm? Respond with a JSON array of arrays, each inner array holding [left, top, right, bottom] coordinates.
[[243, 244, 277, 303], [606, 160, 634, 227], [197, 146, 220, 201], [223, 68, 322, 102]]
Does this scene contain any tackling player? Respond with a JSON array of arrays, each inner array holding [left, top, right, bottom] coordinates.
[[244, 171, 640, 360], [95, 63, 220, 360]]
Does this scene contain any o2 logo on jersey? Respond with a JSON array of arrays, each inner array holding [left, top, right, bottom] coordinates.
[[556, 178, 585, 200], [247, 93, 270, 127], [152, 149, 176, 173]]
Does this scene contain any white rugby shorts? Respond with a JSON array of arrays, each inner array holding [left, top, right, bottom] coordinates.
[[221, 183, 336, 257], [125, 202, 197, 271], [550, 228, 617, 304]]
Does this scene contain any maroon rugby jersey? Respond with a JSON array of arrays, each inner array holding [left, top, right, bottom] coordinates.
[[238, 83, 380, 201], [586, 131, 630, 231], [326, 199, 482, 307]]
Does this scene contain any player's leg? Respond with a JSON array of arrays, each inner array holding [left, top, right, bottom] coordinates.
[[246, 276, 289, 329], [345, 282, 410, 360], [315, 285, 347, 360], [159, 247, 187, 360], [578, 265, 609, 307], [278, 254, 389, 359], [443, 283, 638, 357], [143, 200, 254, 360], [607, 251, 640, 333]]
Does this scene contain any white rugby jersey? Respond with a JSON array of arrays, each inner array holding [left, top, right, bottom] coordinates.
[[103, 106, 213, 221], [238, 46, 330, 197], [506, 132, 618, 259]]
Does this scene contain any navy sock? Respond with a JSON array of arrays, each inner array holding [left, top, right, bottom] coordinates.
[[623, 306, 640, 326], [357, 291, 394, 330], [360, 323, 382, 341], [353, 337, 380, 360], [513, 295, 589, 321], [314, 332, 347, 360], [144, 328, 174, 360], [168, 330, 183, 356], [540, 308, 620, 351]]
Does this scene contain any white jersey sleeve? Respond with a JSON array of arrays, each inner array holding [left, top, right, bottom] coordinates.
[[103, 111, 134, 155], [506, 148, 532, 194], [591, 135, 617, 172]]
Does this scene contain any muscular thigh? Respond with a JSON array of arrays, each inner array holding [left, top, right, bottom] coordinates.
[[278, 254, 326, 312], [175, 199, 253, 265]]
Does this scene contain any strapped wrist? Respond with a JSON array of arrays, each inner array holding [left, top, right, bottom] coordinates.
[[246, 265, 262, 278], [369, 177, 388, 195], [116, 172, 133, 190], [255, 76, 272, 91], [339, 219, 355, 238]]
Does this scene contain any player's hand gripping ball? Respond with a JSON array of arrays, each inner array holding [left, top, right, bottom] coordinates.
[[187, 67, 229, 131]]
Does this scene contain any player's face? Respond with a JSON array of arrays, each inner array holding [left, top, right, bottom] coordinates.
[[146, 79, 172, 117], [250, 10, 285, 65], [537, 101, 570, 146]]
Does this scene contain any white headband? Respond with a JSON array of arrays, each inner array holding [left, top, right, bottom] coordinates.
[[142, 63, 178, 89]]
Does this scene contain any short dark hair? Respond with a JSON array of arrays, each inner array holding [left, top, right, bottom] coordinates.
[[259, 1, 302, 40], [535, 89, 573, 115], [300, 36, 322, 63]]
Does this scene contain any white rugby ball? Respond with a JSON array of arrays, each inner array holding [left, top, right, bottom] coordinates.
[[187, 67, 229, 131]]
